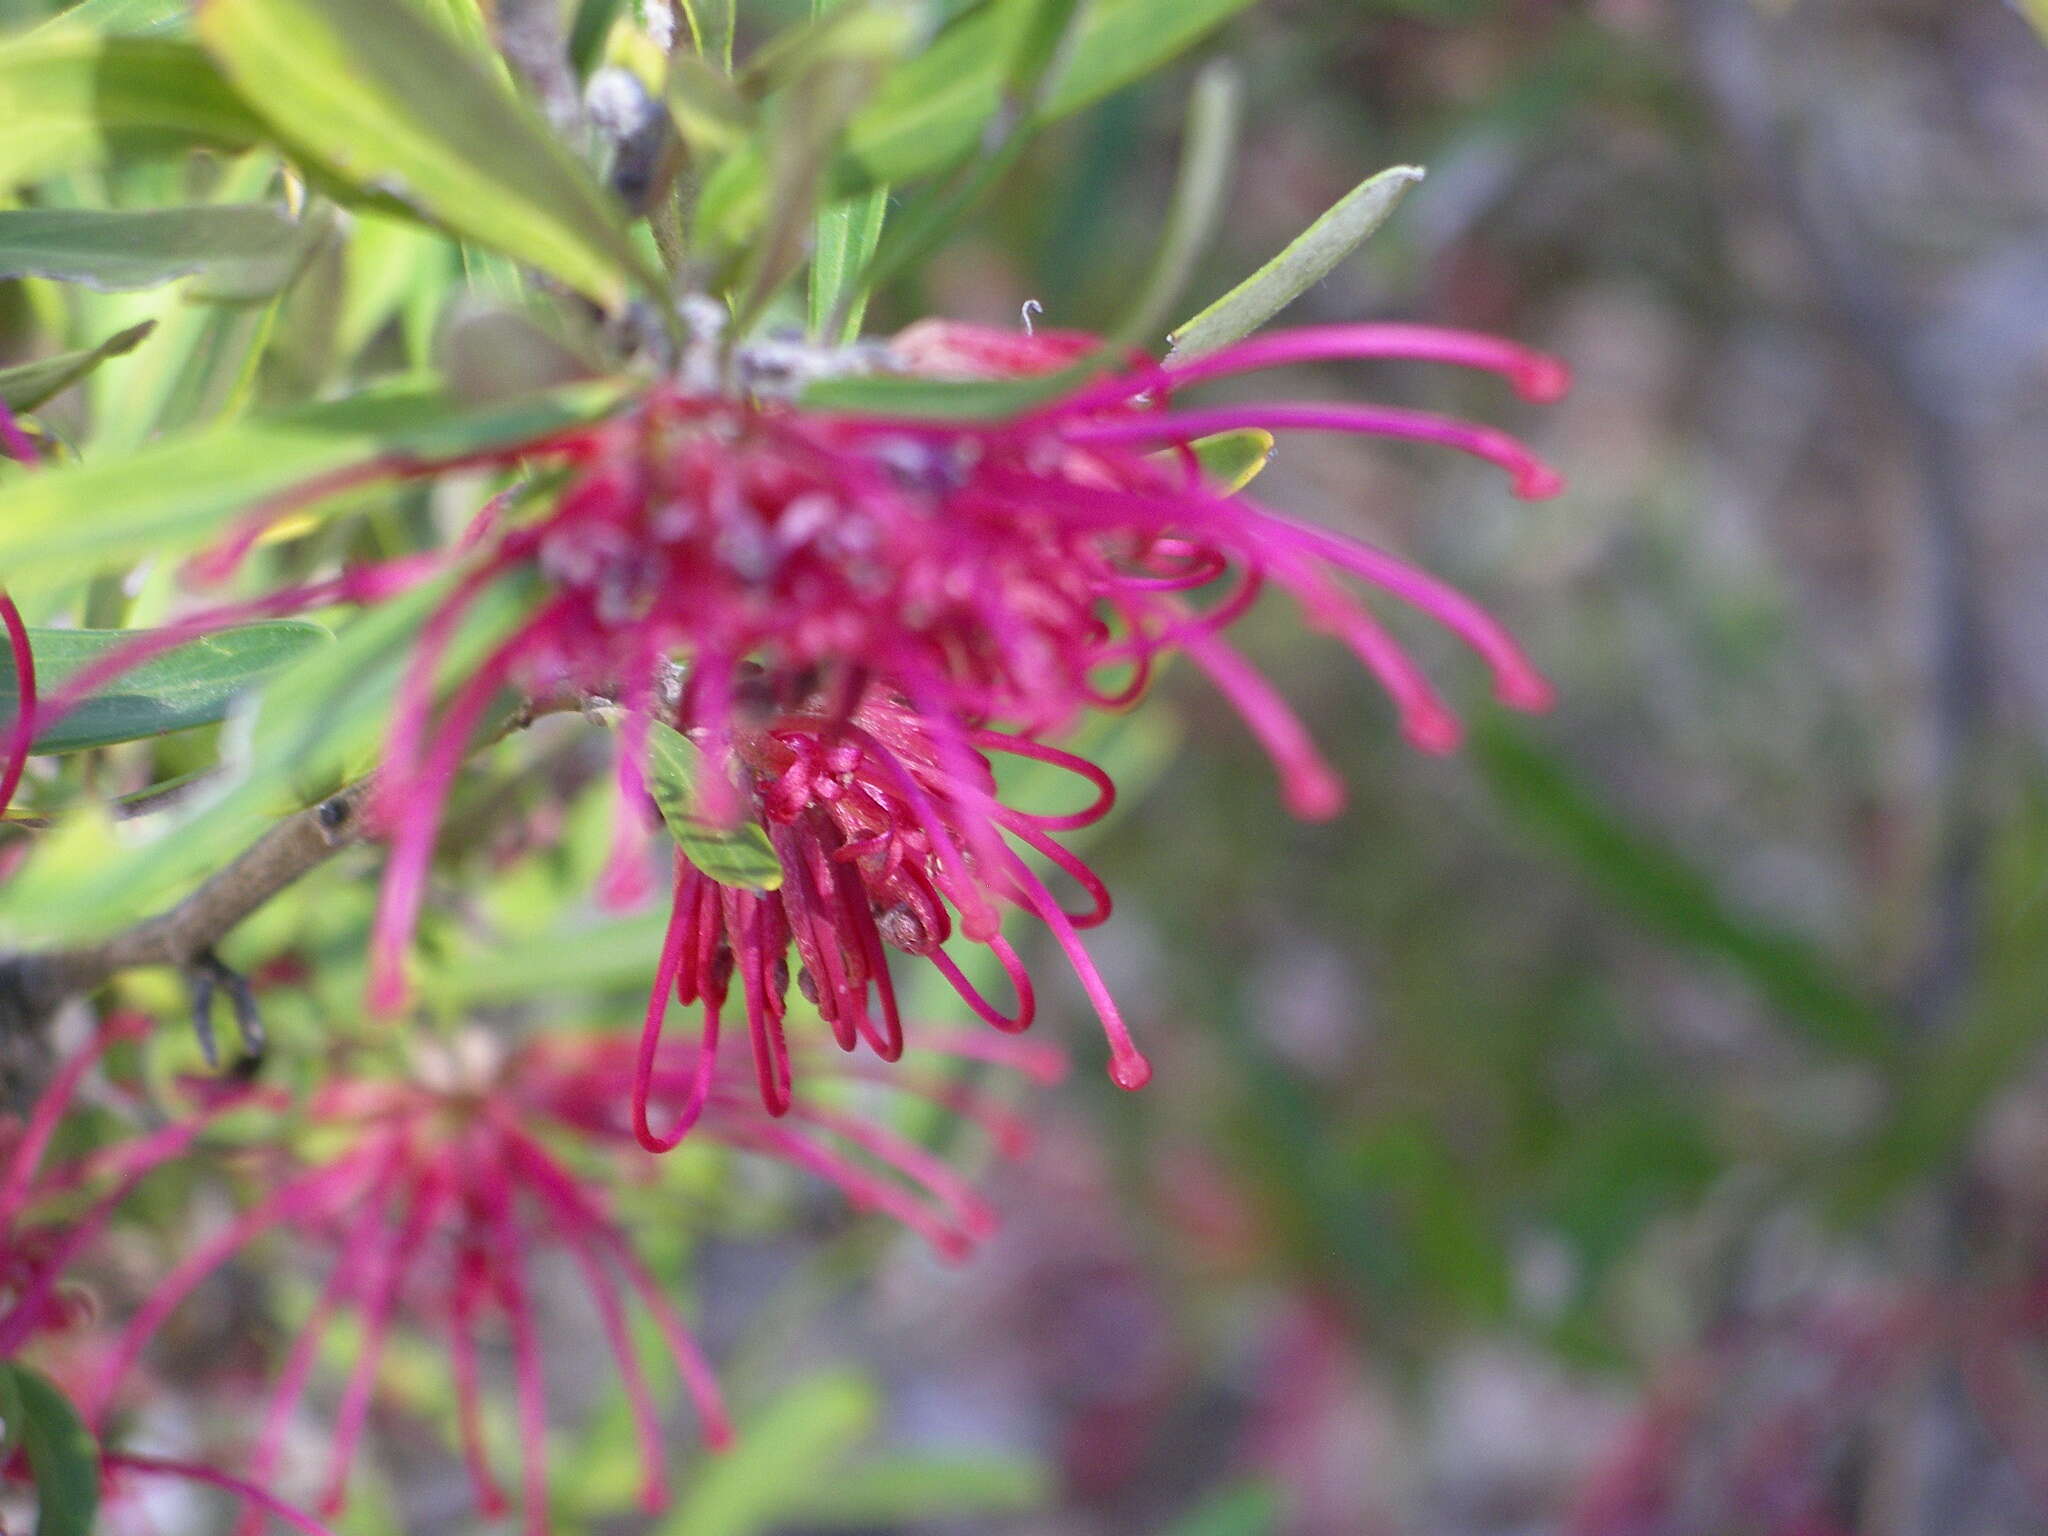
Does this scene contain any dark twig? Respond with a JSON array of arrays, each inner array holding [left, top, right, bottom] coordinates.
[[0, 779, 374, 1042]]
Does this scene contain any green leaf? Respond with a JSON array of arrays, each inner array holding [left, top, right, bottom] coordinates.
[[9, 1364, 101, 1536], [0, 377, 630, 587], [1474, 719, 1894, 1057], [1165, 164, 1424, 363], [567, 0, 629, 77], [666, 55, 756, 159], [1182, 427, 1273, 492], [0, 571, 539, 945], [808, 187, 888, 343], [33, 0, 192, 36], [1167, 1481, 1281, 1536], [657, 1373, 877, 1536], [0, 204, 303, 293], [196, 0, 662, 307], [781, 1453, 1050, 1525], [698, 0, 1256, 248], [0, 1361, 23, 1466], [1113, 58, 1239, 347], [798, 366, 1070, 420], [836, 0, 1258, 192], [0, 620, 332, 755], [0, 321, 155, 413], [642, 719, 784, 890], [0, 31, 264, 189], [431, 908, 671, 1003]]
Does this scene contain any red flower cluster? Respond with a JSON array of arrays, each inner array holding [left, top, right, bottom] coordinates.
[[55, 1024, 1056, 1536], [18, 318, 1562, 1120]]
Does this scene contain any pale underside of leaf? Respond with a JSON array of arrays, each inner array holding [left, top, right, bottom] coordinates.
[[0, 620, 333, 755], [196, 0, 659, 307], [1165, 164, 1426, 364], [0, 321, 156, 413], [0, 204, 303, 293], [0, 378, 629, 587], [643, 719, 784, 890]]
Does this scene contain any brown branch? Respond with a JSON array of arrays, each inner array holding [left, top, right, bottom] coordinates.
[[0, 688, 601, 1054], [1, 779, 372, 1034]]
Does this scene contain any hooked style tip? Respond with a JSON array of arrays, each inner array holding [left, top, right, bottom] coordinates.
[[1283, 767, 1347, 822], [1513, 354, 1573, 405], [1511, 460, 1567, 501], [1402, 706, 1465, 757], [1108, 1049, 1154, 1091], [1497, 669, 1558, 714]]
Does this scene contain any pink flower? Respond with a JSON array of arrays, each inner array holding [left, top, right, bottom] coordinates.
[[627, 684, 1132, 1145], [0, 1013, 244, 1359], [9, 318, 1567, 1106], [83, 1022, 1057, 1534]]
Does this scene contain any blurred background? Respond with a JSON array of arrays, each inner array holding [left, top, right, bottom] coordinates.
[[814, 1, 2048, 1531], [14, 0, 2048, 1532]]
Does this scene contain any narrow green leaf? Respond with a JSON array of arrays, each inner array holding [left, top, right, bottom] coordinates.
[[33, 0, 192, 36], [0, 30, 264, 189], [731, 57, 881, 332], [0, 204, 302, 293], [1474, 719, 1894, 1057], [666, 53, 757, 157], [1114, 58, 1240, 347], [0, 620, 332, 755], [809, 187, 888, 343], [781, 1453, 1050, 1524], [1182, 427, 1273, 492], [699, 0, 1256, 247], [749, 1, 922, 94], [1165, 164, 1424, 363], [0, 571, 539, 945], [0, 1362, 23, 1466], [642, 719, 783, 891], [838, 0, 1257, 191], [658, 1373, 876, 1536], [78, 155, 302, 457], [1005, 0, 1084, 101], [567, 0, 629, 79], [0, 378, 631, 587], [0, 321, 154, 413], [196, 0, 662, 307], [1166, 1481, 1281, 1536], [12, 1365, 101, 1536], [799, 366, 1073, 420]]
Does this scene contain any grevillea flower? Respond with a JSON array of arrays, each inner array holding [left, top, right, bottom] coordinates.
[[0, 1017, 333, 1535], [82, 1021, 1059, 1535], [6, 317, 1567, 1109], [0, 1013, 243, 1359], [1, 1450, 340, 1536], [628, 683, 1128, 1145]]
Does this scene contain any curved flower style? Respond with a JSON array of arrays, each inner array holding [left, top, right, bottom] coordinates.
[[0, 1451, 341, 1536], [82, 1023, 1060, 1536], [628, 685, 1128, 1146], [0, 1013, 242, 1358], [0, 1018, 333, 1535]]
